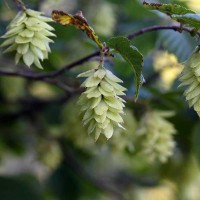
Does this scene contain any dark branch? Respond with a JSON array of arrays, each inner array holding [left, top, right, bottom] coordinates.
[[127, 25, 198, 40], [14, 0, 26, 10], [34, 50, 100, 79], [0, 51, 99, 93], [43, 78, 83, 93], [0, 68, 82, 93], [0, 24, 197, 92], [0, 50, 100, 80]]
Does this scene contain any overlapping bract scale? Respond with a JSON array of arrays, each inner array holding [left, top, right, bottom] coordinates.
[[1, 9, 56, 69], [179, 49, 200, 116], [136, 111, 176, 163], [77, 66, 126, 140]]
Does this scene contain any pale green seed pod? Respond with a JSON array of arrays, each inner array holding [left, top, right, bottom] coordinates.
[[77, 66, 126, 140], [179, 47, 200, 116], [1, 9, 56, 69], [136, 110, 176, 163]]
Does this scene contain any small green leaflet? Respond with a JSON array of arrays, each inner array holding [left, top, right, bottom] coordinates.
[[143, 2, 199, 34], [107, 36, 144, 100], [143, 1, 195, 16], [172, 14, 200, 30]]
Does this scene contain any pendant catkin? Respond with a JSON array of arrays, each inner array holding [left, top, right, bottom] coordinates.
[[179, 47, 200, 116], [1, 9, 56, 69], [136, 110, 176, 163], [77, 66, 126, 140]]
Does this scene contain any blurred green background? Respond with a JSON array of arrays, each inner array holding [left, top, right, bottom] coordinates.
[[1, 0, 200, 199]]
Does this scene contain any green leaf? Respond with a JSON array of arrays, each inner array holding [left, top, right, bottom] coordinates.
[[172, 14, 200, 30], [143, 1, 195, 16], [107, 36, 144, 99]]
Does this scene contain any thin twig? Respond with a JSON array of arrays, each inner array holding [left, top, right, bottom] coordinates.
[[127, 25, 198, 40], [0, 50, 100, 80], [38, 50, 100, 79], [0, 24, 197, 92], [43, 78, 83, 93], [0, 68, 83, 93], [14, 0, 26, 10]]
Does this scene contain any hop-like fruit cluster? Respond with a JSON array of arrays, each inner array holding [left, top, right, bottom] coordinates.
[[179, 47, 200, 116], [136, 110, 176, 163], [77, 66, 126, 140], [1, 9, 55, 69]]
